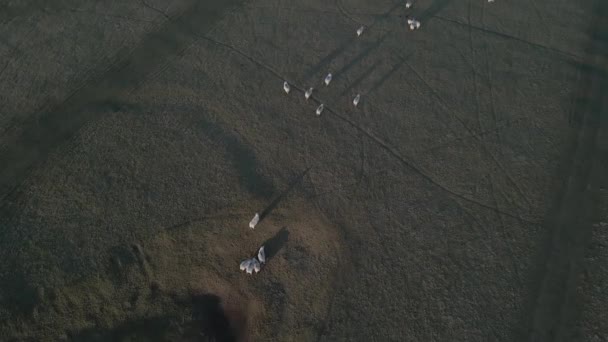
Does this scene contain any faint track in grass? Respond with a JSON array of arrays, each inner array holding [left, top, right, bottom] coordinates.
[[336, 0, 363, 25], [482, 0, 533, 213], [340, 60, 379, 96], [464, 0, 526, 221], [366, 55, 407, 95], [200, 26, 539, 223], [432, 14, 583, 63], [528, 0, 551, 44], [323, 101, 537, 223], [333, 8, 581, 64], [61, 7, 157, 23], [489, 176, 525, 288], [418, 0, 453, 22], [465, 0, 525, 274], [420, 116, 525, 154], [141, 0, 170, 20], [404, 56, 534, 210]]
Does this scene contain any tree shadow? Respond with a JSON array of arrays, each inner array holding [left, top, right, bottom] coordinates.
[[70, 316, 176, 342], [70, 294, 243, 342], [188, 294, 239, 342], [0, 264, 39, 318], [262, 227, 290, 260]]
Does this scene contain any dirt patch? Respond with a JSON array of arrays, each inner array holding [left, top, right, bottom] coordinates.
[[0, 200, 343, 341]]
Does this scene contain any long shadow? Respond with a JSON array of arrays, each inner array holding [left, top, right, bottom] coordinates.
[[259, 167, 310, 222], [367, 54, 408, 95], [418, 0, 453, 22], [303, 1, 403, 81], [304, 35, 358, 81], [340, 60, 380, 96], [333, 30, 392, 81], [262, 227, 290, 260]]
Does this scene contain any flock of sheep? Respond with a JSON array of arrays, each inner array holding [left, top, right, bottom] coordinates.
[[238, 0, 495, 275]]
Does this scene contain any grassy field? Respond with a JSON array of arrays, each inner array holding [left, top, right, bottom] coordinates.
[[0, 0, 607, 340]]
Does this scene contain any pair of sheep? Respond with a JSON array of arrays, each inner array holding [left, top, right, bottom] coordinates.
[[239, 213, 266, 275], [239, 245, 266, 275]]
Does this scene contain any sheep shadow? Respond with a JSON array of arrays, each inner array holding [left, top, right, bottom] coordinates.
[[259, 167, 310, 223], [70, 294, 243, 342], [262, 227, 290, 260]]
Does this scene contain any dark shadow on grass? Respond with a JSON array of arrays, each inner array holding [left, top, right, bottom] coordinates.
[[524, 0, 608, 340], [198, 117, 275, 199], [303, 1, 403, 82], [304, 36, 358, 81], [418, 0, 453, 22], [0, 0, 246, 204], [367, 54, 409, 95], [0, 263, 39, 318], [340, 60, 380, 96], [333, 31, 392, 81], [262, 227, 290, 260], [70, 316, 176, 342], [259, 167, 310, 222], [190, 294, 238, 342], [568, 60, 606, 128], [71, 294, 242, 342]]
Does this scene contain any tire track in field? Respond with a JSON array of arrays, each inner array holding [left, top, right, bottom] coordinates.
[[199, 19, 539, 224], [0, 0, 246, 204], [526, 0, 607, 340], [404, 55, 534, 211]]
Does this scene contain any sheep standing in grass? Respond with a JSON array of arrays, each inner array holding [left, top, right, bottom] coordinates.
[[305, 87, 313, 100], [316, 104, 324, 116], [356, 26, 365, 36]]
